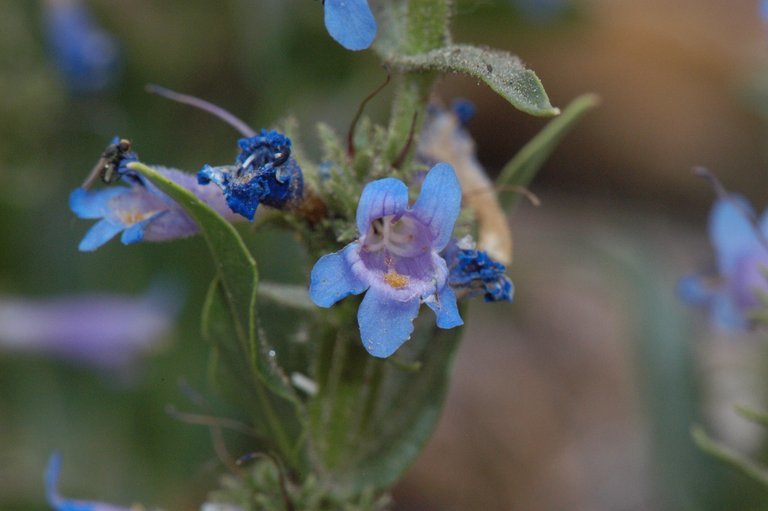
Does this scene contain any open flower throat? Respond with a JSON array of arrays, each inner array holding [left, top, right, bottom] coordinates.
[[363, 215, 427, 257]]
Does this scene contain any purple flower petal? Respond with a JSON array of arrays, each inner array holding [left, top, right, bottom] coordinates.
[[355, 177, 410, 236], [324, 0, 377, 51], [310, 243, 368, 307], [411, 163, 462, 251], [358, 289, 420, 358]]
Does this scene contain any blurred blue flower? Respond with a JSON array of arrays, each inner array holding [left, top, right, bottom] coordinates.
[[323, 0, 377, 50], [446, 238, 514, 302], [0, 286, 179, 371], [43, 0, 121, 94], [310, 163, 463, 358], [198, 130, 303, 221], [71, 165, 239, 251], [46, 452, 134, 511], [679, 195, 768, 329]]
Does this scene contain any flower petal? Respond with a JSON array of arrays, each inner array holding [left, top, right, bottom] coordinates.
[[324, 0, 377, 51], [425, 285, 463, 329], [310, 243, 368, 307], [69, 187, 126, 219], [710, 196, 763, 276], [411, 163, 462, 251], [79, 219, 124, 252], [358, 289, 420, 358], [356, 177, 409, 235]]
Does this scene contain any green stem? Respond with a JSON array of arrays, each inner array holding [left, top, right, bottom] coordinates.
[[384, 0, 452, 169]]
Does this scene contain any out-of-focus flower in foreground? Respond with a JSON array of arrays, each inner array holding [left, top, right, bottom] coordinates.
[[323, 0, 377, 51], [679, 195, 768, 329], [310, 163, 463, 358], [45, 452, 137, 511], [0, 287, 178, 370], [43, 0, 121, 93], [198, 130, 303, 221]]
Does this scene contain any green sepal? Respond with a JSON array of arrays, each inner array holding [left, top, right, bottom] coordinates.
[[387, 44, 559, 117], [496, 93, 599, 209]]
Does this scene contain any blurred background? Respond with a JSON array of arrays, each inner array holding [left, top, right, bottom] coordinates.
[[3, 0, 768, 509]]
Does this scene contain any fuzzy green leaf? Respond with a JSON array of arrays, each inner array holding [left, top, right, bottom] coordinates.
[[308, 305, 465, 495], [128, 163, 302, 423], [497, 93, 599, 209], [388, 44, 558, 116]]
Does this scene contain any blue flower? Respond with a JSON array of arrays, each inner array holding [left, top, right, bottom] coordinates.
[[46, 452, 134, 511], [679, 195, 768, 329], [323, 0, 377, 51], [198, 130, 303, 221], [43, 0, 121, 94], [310, 163, 463, 358], [446, 238, 514, 302], [71, 165, 239, 251]]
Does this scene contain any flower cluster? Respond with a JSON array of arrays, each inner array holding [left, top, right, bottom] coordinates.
[[198, 130, 303, 221], [679, 195, 768, 329], [310, 163, 463, 358]]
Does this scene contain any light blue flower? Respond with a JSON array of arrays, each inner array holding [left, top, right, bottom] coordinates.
[[43, 0, 121, 94], [323, 0, 377, 51], [310, 163, 463, 358], [71, 165, 239, 251], [679, 195, 768, 329], [45, 452, 134, 511], [198, 130, 303, 221]]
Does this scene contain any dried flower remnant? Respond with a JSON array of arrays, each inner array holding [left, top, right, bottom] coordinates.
[[198, 130, 303, 221], [446, 237, 514, 302]]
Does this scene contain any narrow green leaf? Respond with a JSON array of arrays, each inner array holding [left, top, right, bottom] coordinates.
[[308, 306, 465, 494], [735, 404, 768, 429], [497, 93, 599, 209], [388, 44, 559, 116], [127, 164, 302, 421], [692, 426, 768, 487]]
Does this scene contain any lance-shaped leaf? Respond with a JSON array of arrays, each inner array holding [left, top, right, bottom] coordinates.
[[308, 304, 465, 494], [497, 93, 599, 209], [128, 163, 301, 409], [388, 44, 558, 116]]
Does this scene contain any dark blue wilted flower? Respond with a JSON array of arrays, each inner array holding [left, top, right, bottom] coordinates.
[[71, 163, 240, 251], [446, 237, 514, 302], [679, 195, 768, 329], [46, 452, 135, 511], [310, 163, 463, 358], [198, 129, 303, 221], [43, 0, 121, 94], [323, 0, 377, 51]]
